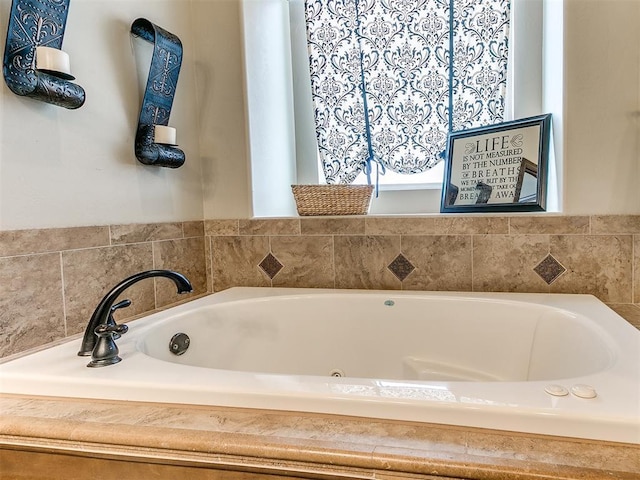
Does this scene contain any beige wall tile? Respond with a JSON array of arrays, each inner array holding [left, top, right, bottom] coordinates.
[[204, 219, 239, 236], [550, 235, 633, 303], [473, 235, 550, 293], [153, 237, 207, 307], [110, 223, 183, 244], [365, 217, 440, 235], [434, 216, 509, 235], [591, 215, 640, 234], [300, 217, 365, 235], [365, 216, 508, 235], [509, 216, 590, 234], [183, 221, 205, 238], [62, 244, 155, 335], [239, 218, 300, 236], [204, 236, 213, 293], [270, 236, 334, 288], [0, 253, 65, 357], [0, 226, 109, 257], [402, 236, 472, 291], [211, 236, 271, 291], [334, 236, 401, 290]]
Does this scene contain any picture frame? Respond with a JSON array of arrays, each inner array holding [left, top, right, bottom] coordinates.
[[440, 114, 552, 213]]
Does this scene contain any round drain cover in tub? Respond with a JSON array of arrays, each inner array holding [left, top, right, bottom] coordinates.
[[169, 333, 190, 355]]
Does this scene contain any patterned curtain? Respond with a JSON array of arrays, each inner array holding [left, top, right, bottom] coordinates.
[[304, 0, 511, 184]]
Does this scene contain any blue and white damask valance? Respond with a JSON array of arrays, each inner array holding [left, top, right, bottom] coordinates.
[[305, 0, 511, 184]]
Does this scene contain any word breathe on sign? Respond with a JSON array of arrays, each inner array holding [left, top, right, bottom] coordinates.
[[458, 134, 526, 202]]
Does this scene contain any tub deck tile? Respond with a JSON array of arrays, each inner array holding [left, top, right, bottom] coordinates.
[[0, 395, 637, 480]]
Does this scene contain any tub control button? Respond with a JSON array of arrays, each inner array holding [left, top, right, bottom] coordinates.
[[544, 384, 569, 396], [570, 384, 597, 399]]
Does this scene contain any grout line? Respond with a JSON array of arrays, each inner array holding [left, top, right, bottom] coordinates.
[[268, 235, 273, 287], [58, 252, 68, 337], [398, 234, 404, 291], [211, 235, 216, 293], [151, 241, 158, 308], [331, 235, 336, 289], [470, 235, 475, 292]]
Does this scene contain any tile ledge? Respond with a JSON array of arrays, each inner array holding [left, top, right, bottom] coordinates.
[[0, 395, 637, 480]]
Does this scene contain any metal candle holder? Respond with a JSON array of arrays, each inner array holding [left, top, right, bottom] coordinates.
[[3, 0, 85, 109], [131, 18, 185, 168]]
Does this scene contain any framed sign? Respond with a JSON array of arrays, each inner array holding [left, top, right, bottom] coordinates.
[[440, 114, 552, 213]]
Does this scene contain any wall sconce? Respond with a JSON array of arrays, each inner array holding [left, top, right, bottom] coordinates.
[[3, 0, 85, 109], [130, 18, 184, 168]]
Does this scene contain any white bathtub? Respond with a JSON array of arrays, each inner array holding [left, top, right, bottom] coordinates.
[[1, 287, 639, 444]]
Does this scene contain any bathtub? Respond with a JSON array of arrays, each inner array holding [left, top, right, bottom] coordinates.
[[1, 287, 638, 444]]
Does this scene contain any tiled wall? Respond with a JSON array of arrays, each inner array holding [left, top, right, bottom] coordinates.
[[0, 222, 208, 358], [205, 214, 640, 325], [1, 215, 639, 358]]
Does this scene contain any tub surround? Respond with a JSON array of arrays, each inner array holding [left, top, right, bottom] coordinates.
[[1, 215, 639, 358], [1, 394, 639, 480], [206, 215, 639, 302], [1, 214, 639, 479]]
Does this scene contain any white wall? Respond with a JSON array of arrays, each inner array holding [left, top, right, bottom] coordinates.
[[563, 0, 640, 214], [0, 0, 207, 230], [1, 0, 638, 231], [242, 0, 298, 217], [192, 0, 251, 220]]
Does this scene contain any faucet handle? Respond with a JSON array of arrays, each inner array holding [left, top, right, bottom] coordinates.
[[110, 299, 132, 313], [105, 299, 131, 340], [94, 323, 129, 336]]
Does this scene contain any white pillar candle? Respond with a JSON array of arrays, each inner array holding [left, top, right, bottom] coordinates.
[[35, 46, 73, 79], [153, 125, 177, 145]]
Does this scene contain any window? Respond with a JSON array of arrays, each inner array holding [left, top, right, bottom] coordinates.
[[303, 0, 511, 191], [242, 0, 552, 216]]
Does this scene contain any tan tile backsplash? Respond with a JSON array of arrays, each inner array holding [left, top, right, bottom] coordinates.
[[153, 237, 207, 307], [0, 226, 110, 257], [0, 253, 66, 354], [549, 235, 633, 303], [0, 222, 207, 358], [62, 243, 155, 335], [211, 235, 271, 291], [401, 235, 472, 291], [334, 235, 402, 290], [472, 234, 551, 293], [0, 215, 638, 358]]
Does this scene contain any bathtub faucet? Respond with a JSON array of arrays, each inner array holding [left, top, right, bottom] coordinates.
[[78, 270, 193, 357]]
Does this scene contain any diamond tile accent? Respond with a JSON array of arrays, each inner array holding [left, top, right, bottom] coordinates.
[[533, 254, 566, 285], [258, 253, 284, 279], [387, 253, 415, 282]]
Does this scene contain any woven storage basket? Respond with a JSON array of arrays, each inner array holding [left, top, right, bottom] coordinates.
[[291, 184, 374, 216]]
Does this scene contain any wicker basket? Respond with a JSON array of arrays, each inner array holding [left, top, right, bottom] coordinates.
[[291, 184, 374, 216]]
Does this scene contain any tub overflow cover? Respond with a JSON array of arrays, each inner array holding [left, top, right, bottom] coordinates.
[[169, 333, 190, 355]]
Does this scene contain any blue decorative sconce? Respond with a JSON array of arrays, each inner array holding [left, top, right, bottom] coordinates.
[[130, 18, 184, 169], [3, 0, 85, 109]]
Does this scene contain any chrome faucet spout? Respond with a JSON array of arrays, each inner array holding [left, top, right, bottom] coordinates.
[[78, 270, 193, 356]]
